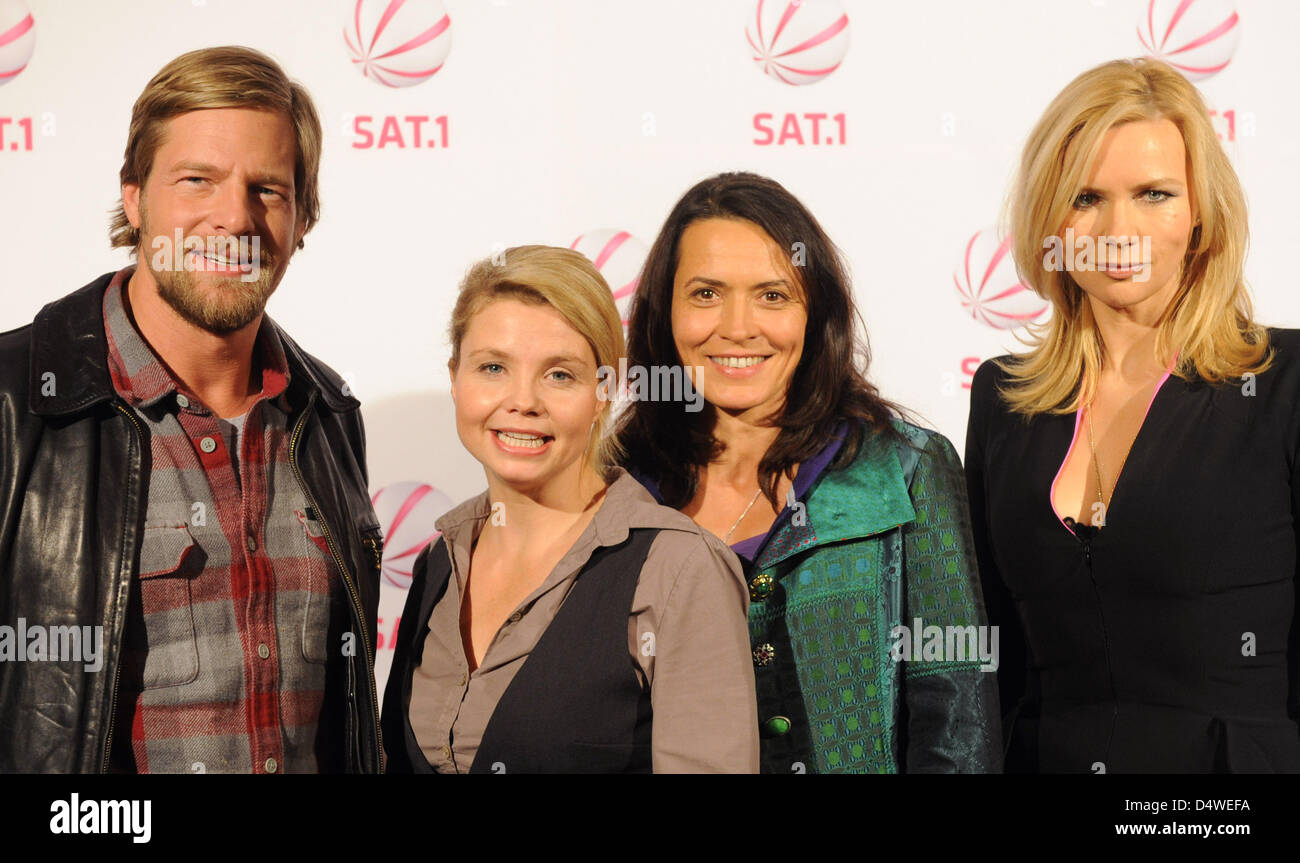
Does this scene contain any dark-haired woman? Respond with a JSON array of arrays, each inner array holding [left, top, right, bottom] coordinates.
[[618, 172, 1001, 773]]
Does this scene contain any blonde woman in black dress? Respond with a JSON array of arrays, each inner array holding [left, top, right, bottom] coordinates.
[[966, 58, 1300, 773]]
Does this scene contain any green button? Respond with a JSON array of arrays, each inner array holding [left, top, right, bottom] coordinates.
[[763, 715, 791, 737], [749, 572, 775, 601]]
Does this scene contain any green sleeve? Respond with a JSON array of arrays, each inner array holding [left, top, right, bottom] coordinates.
[[898, 431, 1004, 773]]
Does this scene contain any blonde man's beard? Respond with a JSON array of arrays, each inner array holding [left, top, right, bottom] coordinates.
[[137, 214, 277, 335], [151, 261, 274, 336]]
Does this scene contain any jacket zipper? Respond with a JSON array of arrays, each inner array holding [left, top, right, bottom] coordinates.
[[361, 536, 383, 574], [287, 390, 383, 770], [102, 401, 145, 773], [1065, 516, 1118, 767]]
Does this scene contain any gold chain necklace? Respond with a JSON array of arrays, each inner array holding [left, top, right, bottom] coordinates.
[[1085, 403, 1137, 507]]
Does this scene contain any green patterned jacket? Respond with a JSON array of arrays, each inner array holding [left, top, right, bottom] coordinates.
[[747, 419, 1002, 773]]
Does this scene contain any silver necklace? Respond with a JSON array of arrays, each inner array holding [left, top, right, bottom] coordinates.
[[723, 489, 763, 543]]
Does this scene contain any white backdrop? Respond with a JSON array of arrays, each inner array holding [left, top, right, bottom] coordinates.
[[3, 0, 1296, 690]]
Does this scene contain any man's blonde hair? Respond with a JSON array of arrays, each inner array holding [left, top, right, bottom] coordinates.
[[109, 45, 323, 251], [1000, 57, 1269, 414]]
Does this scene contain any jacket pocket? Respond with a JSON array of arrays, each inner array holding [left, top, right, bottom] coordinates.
[[136, 525, 201, 690]]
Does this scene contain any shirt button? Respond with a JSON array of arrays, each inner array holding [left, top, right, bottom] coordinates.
[[257, 643, 270, 659], [508, 612, 522, 623], [246, 535, 257, 552], [440, 745, 451, 759], [199, 436, 217, 453], [753, 643, 776, 666], [264, 757, 278, 773], [458, 671, 467, 686], [175, 394, 190, 409]]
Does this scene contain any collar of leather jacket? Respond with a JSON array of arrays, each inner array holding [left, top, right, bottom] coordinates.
[[28, 271, 361, 418]]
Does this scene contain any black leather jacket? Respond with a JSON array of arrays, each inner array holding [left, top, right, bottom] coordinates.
[[0, 272, 384, 772]]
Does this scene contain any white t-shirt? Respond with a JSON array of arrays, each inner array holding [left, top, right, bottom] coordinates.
[[217, 410, 251, 484]]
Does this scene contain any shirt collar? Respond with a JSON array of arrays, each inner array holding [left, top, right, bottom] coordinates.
[[102, 266, 291, 414], [435, 467, 688, 556]]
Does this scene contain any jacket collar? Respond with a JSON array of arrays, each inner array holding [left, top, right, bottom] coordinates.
[[804, 425, 917, 543], [28, 269, 359, 417], [754, 422, 917, 571]]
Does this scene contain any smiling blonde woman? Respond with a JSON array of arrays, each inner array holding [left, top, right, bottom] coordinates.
[[381, 245, 758, 773], [966, 58, 1300, 773]]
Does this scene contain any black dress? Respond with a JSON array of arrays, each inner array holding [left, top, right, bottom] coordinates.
[[965, 328, 1300, 773]]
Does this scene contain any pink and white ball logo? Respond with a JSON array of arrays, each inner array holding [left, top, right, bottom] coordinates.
[[955, 229, 1048, 330], [0, 0, 35, 87], [1137, 0, 1240, 81], [746, 0, 850, 86], [570, 229, 648, 327], [371, 481, 454, 590], [344, 0, 452, 89]]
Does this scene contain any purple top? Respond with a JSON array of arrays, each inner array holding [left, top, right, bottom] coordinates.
[[631, 421, 849, 567]]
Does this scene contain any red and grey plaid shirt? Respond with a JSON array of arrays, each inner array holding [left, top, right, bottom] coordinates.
[[103, 267, 344, 774]]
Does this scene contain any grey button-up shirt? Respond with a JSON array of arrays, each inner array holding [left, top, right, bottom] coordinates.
[[407, 468, 759, 773]]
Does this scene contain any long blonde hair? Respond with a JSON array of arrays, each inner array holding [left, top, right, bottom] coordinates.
[[999, 57, 1269, 415]]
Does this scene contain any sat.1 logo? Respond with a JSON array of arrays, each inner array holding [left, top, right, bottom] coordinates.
[[569, 229, 648, 329], [0, 0, 36, 154], [0, 0, 35, 87], [344, 0, 452, 88], [746, 0, 849, 86], [343, 0, 453, 151], [747, 0, 852, 148], [1137, 0, 1244, 146], [953, 228, 1048, 331], [371, 481, 454, 591], [951, 227, 1049, 391], [1137, 0, 1240, 81]]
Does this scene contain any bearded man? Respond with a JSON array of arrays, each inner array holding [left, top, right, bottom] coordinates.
[[0, 46, 383, 773]]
